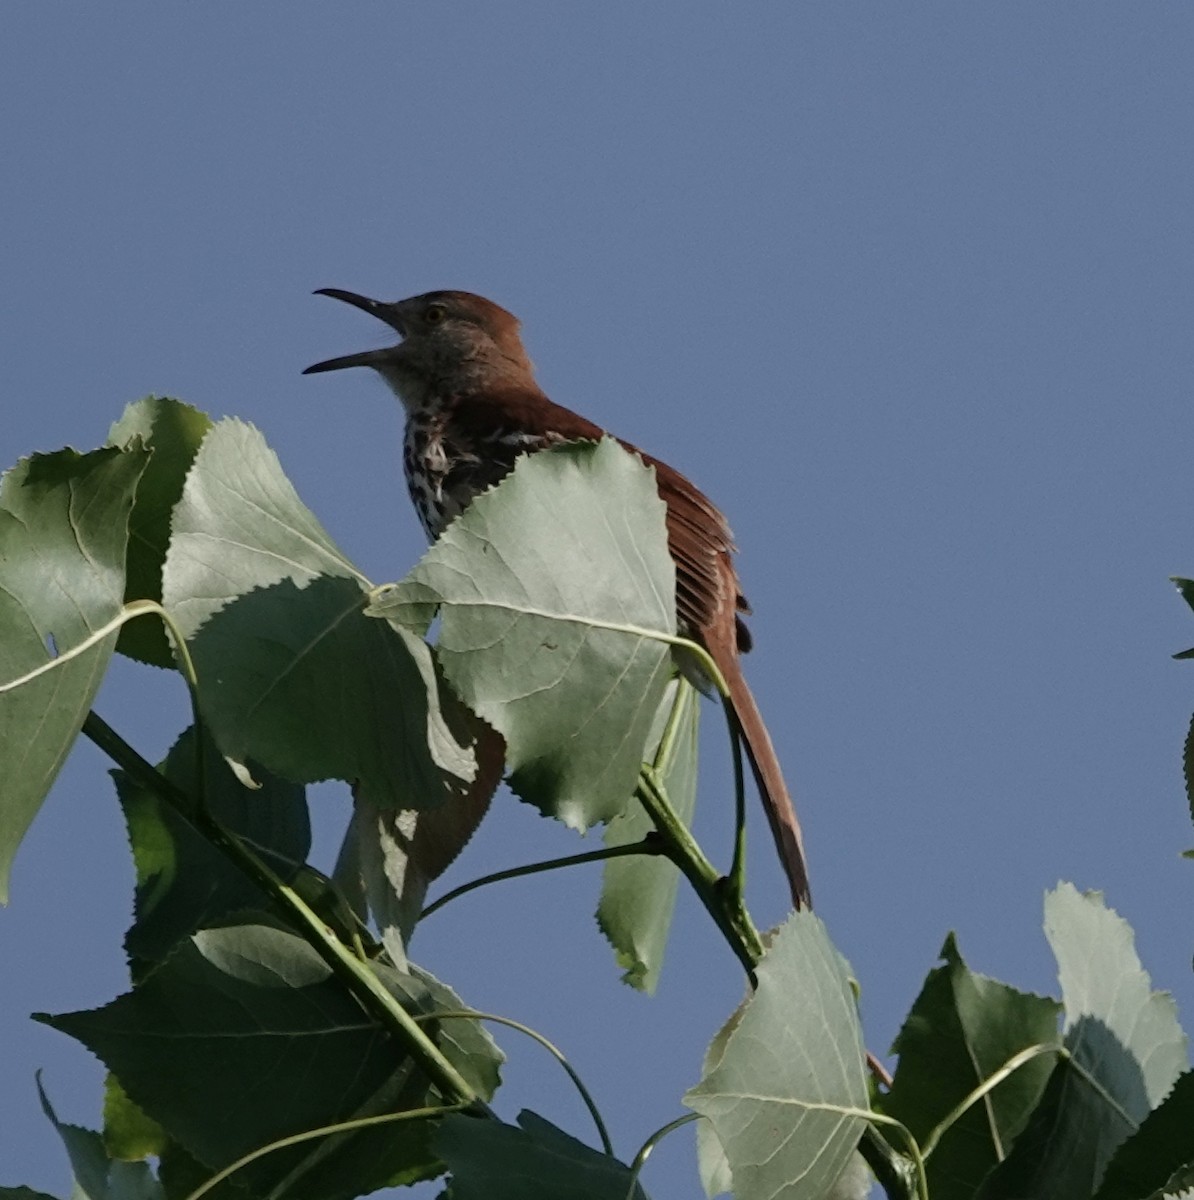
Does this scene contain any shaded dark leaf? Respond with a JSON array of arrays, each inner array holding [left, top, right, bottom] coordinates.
[[437, 1110, 648, 1200], [880, 932, 1060, 1200], [107, 397, 212, 667], [0, 446, 148, 900]]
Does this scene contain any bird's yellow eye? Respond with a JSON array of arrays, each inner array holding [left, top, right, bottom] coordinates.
[[424, 303, 448, 325]]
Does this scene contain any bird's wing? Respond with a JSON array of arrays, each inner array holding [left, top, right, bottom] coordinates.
[[450, 388, 751, 653]]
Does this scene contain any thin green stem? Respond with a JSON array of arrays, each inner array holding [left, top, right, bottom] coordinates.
[[421, 1009, 613, 1157], [637, 679, 762, 979], [81, 710, 480, 1110], [651, 679, 695, 775], [625, 1112, 701, 1198], [921, 1042, 1062, 1161], [420, 839, 662, 921]]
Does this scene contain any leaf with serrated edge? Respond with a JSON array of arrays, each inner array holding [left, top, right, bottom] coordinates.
[[102, 1074, 167, 1162], [0, 446, 149, 901], [879, 932, 1060, 1200], [107, 397, 212, 668], [597, 678, 698, 993], [436, 1110, 648, 1200], [37, 1078, 162, 1200], [685, 911, 869, 1200], [695, 979, 746, 1198], [369, 439, 675, 831], [161, 418, 478, 809], [40, 925, 498, 1200], [348, 725, 502, 968], [1095, 1070, 1194, 1200], [977, 884, 1188, 1200], [116, 725, 310, 974]]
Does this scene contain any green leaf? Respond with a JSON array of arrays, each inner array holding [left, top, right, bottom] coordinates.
[[37, 1078, 162, 1200], [369, 439, 675, 830], [39, 925, 498, 1200], [977, 884, 1189, 1200], [597, 678, 698, 993], [254, 960, 503, 1199], [1095, 1070, 1194, 1200], [160, 418, 482, 809], [1184, 714, 1194, 828], [345, 721, 503, 966], [102, 1074, 168, 1161], [879, 932, 1061, 1200], [0, 445, 149, 901], [0, 1189, 61, 1200], [436, 1110, 648, 1199], [694, 982, 746, 1198], [114, 725, 310, 973], [396, 962, 504, 1101], [684, 911, 869, 1200], [107, 397, 212, 667]]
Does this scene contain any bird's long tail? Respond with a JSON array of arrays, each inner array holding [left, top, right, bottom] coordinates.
[[719, 656, 813, 911]]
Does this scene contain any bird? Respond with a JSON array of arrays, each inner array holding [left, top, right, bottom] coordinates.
[[304, 288, 812, 910]]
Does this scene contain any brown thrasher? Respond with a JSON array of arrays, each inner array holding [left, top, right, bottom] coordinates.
[[304, 289, 812, 910]]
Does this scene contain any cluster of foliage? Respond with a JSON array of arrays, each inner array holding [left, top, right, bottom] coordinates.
[[2, 397, 1193, 1199]]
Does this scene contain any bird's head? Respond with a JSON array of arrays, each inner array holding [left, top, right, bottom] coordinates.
[[303, 288, 536, 411]]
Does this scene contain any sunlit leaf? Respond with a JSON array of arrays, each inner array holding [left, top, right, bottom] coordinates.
[[685, 911, 869, 1200], [161, 418, 480, 809], [369, 439, 675, 830], [977, 884, 1188, 1199], [102, 1074, 168, 1162]]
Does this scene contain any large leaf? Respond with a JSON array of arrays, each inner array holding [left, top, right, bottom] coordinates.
[[879, 932, 1061, 1199], [596, 678, 698, 993], [160, 418, 481, 809], [436, 1110, 648, 1200], [369, 439, 676, 830], [40, 924, 500, 1200], [977, 884, 1188, 1200], [107, 397, 212, 668], [114, 725, 310, 973], [0, 446, 149, 901], [684, 911, 869, 1200]]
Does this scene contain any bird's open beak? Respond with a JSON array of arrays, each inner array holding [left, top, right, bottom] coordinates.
[[302, 288, 406, 375]]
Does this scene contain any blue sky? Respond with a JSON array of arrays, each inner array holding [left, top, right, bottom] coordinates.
[[3, 7, 1193, 1197]]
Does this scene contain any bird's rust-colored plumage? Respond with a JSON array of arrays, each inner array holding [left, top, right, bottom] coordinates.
[[305, 288, 812, 909]]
